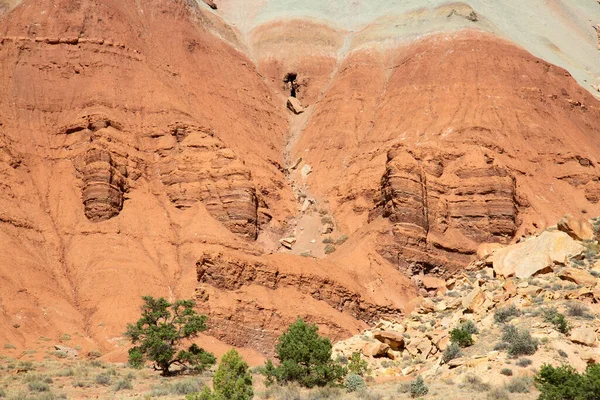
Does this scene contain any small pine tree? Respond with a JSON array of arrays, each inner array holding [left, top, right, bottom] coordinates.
[[262, 317, 347, 388], [125, 296, 216, 375], [348, 352, 369, 376], [191, 349, 253, 400]]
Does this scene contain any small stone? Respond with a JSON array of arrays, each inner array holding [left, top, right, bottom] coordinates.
[[279, 237, 296, 249], [287, 97, 304, 114]]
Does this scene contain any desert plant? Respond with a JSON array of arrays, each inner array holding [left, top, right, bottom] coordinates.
[[486, 387, 509, 400], [324, 244, 336, 254], [566, 302, 592, 318], [500, 368, 513, 376], [335, 235, 349, 245], [95, 373, 111, 386], [462, 375, 491, 392], [516, 358, 532, 367], [442, 343, 462, 363], [125, 296, 216, 375], [493, 342, 509, 351], [535, 363, 600, 399], [460, 320, 478, 335], [348, 352, 368, 376], [262, 318, 346, 388], [450, 327, 474, 347], [3, 343, 15, 349], [28, 381, 50, 392], [114, 379, 133, 391], [543, 307, 572, 334], [494, 305, 520, 324], [501, 325, 538, 357], [345, 373, 366, 392], [409, 376, 428, 398], [505, 376, 533, 393], [207, 349, 253, 400]]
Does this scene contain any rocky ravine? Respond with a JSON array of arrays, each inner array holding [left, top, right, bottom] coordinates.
[[1, 0, 600, 363]]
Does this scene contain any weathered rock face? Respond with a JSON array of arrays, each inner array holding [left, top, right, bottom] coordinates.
[[370, 145, 518, 275], [149, 124, 261, 239], [558, 214, 595, 241], [195, 252, 413, 355]]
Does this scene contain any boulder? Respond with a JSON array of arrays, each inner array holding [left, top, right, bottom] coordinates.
[[477, 243, 504, 260], [419, 298, 435, 314], [570, 327, 597, 347], [287, 97, 304, 114], [559, 268, 598, 287], [462, 287, 485, 312], [373, 331, 405, 351], [362, 341, 390, 357], [557, 214, 595, 241], [447, 357, 466, 368], [492, 231, 585, 279], [279, 237, 296, 249], [421, 275, 446, 290]]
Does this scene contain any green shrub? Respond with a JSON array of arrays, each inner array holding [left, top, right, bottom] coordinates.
[[500, 368, 513, 376], [95, 373, 111, 386], [0, 388, 5, 398], [114, 379, 133, 391], [450, 328, 474, 348], [493, 342, 509, 351], [125, 296, 216, 375], [345, 373, 366, 392], [501, 325, 538, 357], [505, 376, 532, 393], [410, 376, 428, 398], [210, 349, 253, 400], [543, 307, 572, 334], [494, 305, 520, 324], [3, 343, 15, 349], [535, 363, 600, 399], [442, 343, 462, 363], [262, 318, 347, 388], [348, 352, 368, 376]]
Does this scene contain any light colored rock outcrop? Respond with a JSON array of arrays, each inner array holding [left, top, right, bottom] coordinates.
[[570, 327, 597, 347], [558, 214, 595, 241], [559, 268, 598, 287], [493, 231, 585, 279]]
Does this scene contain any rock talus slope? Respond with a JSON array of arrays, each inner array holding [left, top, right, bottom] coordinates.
[[1, 0, 600, 361]]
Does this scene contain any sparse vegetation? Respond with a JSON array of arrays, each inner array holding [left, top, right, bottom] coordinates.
[[442, 343, 462, 363], [335, 235, 348, 245], [501, 325, 539, 357], [516, 358, 532, 367], [461, 375, 491, 392], [567, 302, 592, 318], [344, 373, 366, 392], [494, 305, 520, 324], [125, 296, 216, 375], [114, 378, 133, 391], [558, 349, 568, 358], [543, 307, 572, 334], [486, 387, 509, 400], [505, 376, 533, 393], [500, 368, 513, 376], [409, 376, 428, 398], [324, 244, 336, 254], [262, 318, 347, 388], [95, 373, 111, 386], [3, 343, 15, 349], [348, 352, 369, 376]]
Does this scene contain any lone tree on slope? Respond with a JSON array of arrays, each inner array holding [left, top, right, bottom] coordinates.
[[125, 296, 216, 375]]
